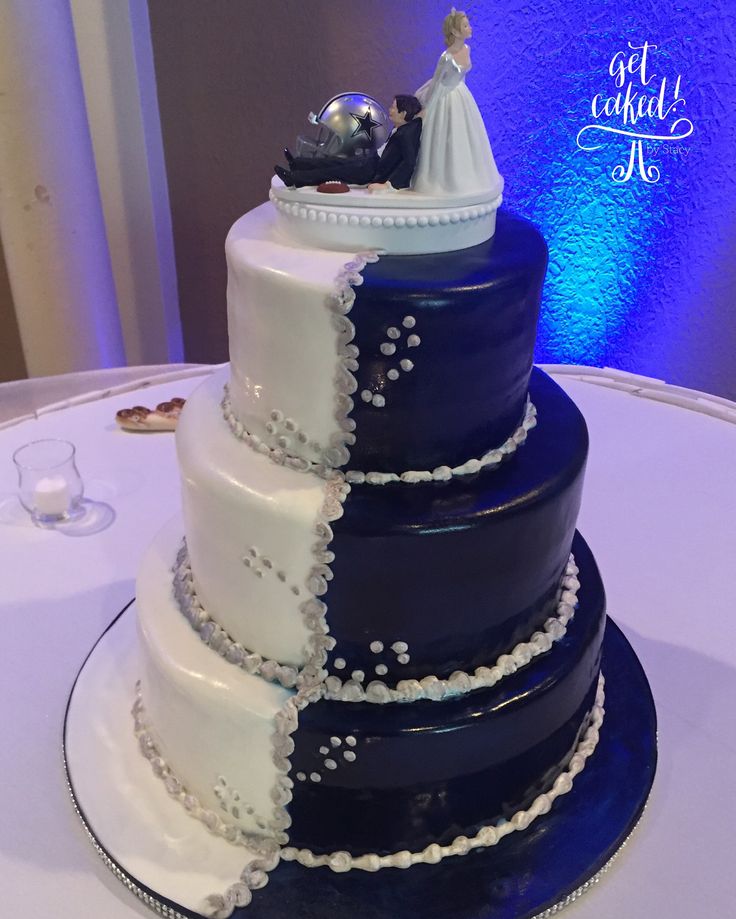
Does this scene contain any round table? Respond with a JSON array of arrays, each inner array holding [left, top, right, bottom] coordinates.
[[1, 364, 734, 918]]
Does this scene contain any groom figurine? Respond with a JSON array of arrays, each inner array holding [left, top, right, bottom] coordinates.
[[275, 95, 422, 191]]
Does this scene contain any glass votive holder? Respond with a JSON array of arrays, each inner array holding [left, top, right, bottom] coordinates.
[[13, 439, 84, 526]]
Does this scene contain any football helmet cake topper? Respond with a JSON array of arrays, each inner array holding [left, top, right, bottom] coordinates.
[[296, 93, 391, 159]]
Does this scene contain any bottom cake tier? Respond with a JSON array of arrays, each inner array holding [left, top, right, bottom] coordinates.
[[136, 519, 605, 864]]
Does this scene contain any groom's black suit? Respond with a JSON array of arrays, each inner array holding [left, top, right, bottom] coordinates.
[[284, 117, 422, 189]]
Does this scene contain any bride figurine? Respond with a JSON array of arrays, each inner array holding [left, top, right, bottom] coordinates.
[[412, 9, 503, 198]]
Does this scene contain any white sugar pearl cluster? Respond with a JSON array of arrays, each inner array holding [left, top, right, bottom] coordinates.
[[331, 639, 412, 679], [242, 545, 301, 596], [295, 734, 359, 783], [361, 315, 420, 408], [213, 776, 267, 829], [265, 409, 318, 455], [321, 555, 579, 703]]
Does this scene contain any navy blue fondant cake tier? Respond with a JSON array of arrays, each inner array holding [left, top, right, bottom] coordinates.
[[289, 531, 605, 857], [324, 368, 588, 682], [347, 210, 548, 473]]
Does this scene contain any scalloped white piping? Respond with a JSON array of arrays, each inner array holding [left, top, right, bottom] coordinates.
[[280, 673, 605, 873], [322, 252, 378, 467], [222, 389, 537, 484], [171, 549, 580, 704]]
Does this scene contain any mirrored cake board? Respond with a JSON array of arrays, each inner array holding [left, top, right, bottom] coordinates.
[[64, 603, 657, 919]]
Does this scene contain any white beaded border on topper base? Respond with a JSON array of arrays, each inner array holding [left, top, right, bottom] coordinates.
[[171, 549, 580, 702], [269, 187, 503, 255], [281, 672, 605, 873], [222, 388, 537, 485]]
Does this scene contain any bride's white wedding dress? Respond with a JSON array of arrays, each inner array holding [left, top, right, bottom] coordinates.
[[413, 47, 503, 197]]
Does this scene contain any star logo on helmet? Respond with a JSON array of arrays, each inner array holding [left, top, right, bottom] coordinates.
[[350, 108, 381, 141]]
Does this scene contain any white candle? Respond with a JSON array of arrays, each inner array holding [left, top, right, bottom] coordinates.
[[34, 475, 71, 516]]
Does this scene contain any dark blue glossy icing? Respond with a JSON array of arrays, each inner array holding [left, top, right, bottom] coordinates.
[[347, 210, 548, 473], [324, 368, 588, 682], [289, 532, 605, 856]]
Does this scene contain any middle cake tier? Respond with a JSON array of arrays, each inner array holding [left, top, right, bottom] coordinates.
[[178, 365, 588, 683]]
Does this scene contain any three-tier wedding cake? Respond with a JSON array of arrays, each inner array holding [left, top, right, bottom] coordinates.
[[130, 182, 607, 914]]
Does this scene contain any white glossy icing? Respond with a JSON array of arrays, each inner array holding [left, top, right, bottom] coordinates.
[[226, 204, 376, 466], [136, 518, 292, 843], [177, 369, 332, 667]]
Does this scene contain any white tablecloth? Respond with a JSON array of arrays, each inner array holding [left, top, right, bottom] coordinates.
[[1, 365, 735, 918]]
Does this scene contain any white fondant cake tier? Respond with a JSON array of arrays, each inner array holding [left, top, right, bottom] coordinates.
[[137, 517, 292, 842], [177, 368, 333, 668], [226, 204, 366, 469]]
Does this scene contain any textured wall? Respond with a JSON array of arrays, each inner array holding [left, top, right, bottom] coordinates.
[[149, 0, 736, 399]]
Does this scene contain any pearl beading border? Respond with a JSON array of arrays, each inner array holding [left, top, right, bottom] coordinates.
[[322, 555, 580, 703], [280, 673, 605, 872], [270, 190, 501, 229], [221, 389, 537, 485], [172, 549, 579, 704]]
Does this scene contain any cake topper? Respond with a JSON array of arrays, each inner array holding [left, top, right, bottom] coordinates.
[[293, 93, 391, 160], [411, 11, 503, 197], [275, 95, 422, 191]]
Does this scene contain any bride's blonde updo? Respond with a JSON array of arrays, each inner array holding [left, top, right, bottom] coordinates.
[[442, 9, 467, 46]]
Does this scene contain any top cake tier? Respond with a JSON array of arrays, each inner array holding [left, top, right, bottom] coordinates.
[[226, 203, 547, 474]]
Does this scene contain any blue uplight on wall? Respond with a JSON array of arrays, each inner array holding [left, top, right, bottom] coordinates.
[[458, 2, 734, 398]]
